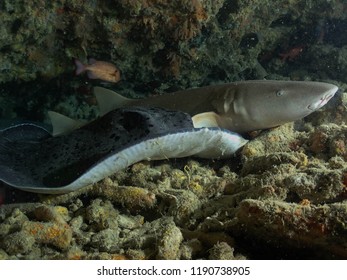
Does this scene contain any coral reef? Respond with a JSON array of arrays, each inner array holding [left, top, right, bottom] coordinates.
[[1, 0, 347, 259]]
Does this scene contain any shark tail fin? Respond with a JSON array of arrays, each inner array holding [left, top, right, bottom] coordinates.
[[94, 87, 134, 116], [48, 111, 85, 136]]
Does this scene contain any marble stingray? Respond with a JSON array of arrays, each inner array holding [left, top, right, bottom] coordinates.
[[0, 107, 247, 194], [0, 80, 338, 194]]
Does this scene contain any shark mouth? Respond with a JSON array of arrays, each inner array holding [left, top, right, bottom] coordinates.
[[308, 92, 335, 110]]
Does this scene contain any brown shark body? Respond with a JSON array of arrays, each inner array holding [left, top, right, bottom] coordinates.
[[94, 80, 338, 133]]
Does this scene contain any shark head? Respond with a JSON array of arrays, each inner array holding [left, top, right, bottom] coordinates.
[[221, 80, 338, 132]]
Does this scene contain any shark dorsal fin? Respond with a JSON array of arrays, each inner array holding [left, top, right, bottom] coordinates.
[[48, 111, 85, 136], [94, 87, 133, 116]]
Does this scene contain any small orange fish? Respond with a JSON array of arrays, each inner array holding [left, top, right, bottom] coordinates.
[[279, 45, 305, 62], [75, 58, 121, 83]]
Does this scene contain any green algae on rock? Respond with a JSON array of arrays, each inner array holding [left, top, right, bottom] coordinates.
[[1, 0, 347, 121]]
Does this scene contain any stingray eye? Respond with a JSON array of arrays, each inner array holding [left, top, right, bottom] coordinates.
[[276, 90, 285, 97]]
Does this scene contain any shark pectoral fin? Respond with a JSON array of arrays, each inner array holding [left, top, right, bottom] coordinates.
[[94, 86, 134, 116], [48, 111, 85, 136], [192, 111, 234, 130], [192, 111, 221, 128]]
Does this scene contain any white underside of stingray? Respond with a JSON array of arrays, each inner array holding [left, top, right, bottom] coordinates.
[[23, 128, 247, 194]]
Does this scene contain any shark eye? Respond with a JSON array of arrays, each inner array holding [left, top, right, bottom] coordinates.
[[276, 90, 285, 97]]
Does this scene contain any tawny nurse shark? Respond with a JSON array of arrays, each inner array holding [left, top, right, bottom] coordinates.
[[94, 80, 338, 133], [0, 80, 338, 193]]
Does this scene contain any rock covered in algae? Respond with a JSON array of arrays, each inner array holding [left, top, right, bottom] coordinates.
[[1, 231, 35, 255], [208, 242, 246, 260], [228, 199, 347, 258], [156, 218, 183, 260], [1, 0, 347, 122], [0, 206, 72, 255]]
